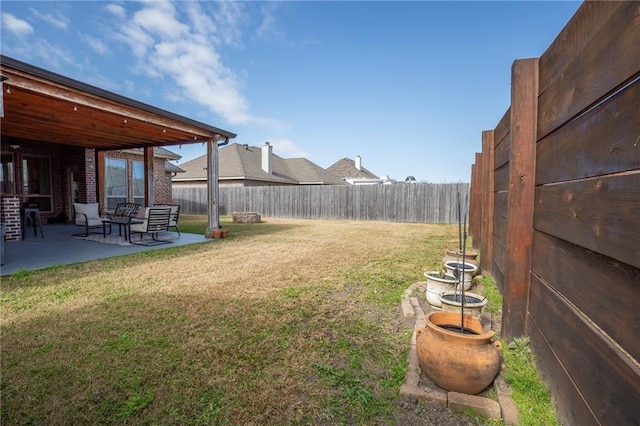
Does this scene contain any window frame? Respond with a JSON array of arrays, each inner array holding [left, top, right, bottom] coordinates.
[[22, 154, 53, 212], [105, 157, 128, 210]]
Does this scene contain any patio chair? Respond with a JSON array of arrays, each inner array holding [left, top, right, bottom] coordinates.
[[73, 202, 105, 237], [154, 204, 180, 235], [129, 206, 172, 246]]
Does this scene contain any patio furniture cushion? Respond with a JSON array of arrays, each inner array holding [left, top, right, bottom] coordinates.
[[153, 204, 180, 235], [130, 207, 172, 245], [73, 203, 102, 226], [73, 202, 104, 237], [106, 202, 140, 219]]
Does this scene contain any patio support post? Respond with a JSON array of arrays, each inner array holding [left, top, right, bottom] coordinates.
[[144, 146, 154, 206], [205, 136, 223, 238]]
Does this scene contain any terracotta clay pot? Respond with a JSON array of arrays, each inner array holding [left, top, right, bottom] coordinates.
[[221, 229, 229, 238], [416, 312, 502, 394], [212, 229, 223, 239]]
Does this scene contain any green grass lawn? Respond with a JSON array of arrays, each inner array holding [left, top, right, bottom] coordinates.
[[1, 216, 557, 425]]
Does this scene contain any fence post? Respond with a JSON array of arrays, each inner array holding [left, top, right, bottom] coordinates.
[[502, 58, 539, 340], [480, 131, 495, 274], [469, 152, 482, 249]]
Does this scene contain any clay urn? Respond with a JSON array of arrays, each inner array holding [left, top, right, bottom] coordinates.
[[416, 311, 502, 394]]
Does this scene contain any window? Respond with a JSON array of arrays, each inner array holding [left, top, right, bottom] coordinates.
[[22, 156, 52, 211], [105, 158, 127, 209], [133, 161, 145, 206], [1, 152, 14, 194]]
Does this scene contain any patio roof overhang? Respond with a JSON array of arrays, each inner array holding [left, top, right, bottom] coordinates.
[[0, 55, 236, 150]]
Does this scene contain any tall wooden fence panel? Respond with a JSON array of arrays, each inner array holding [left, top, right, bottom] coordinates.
[[470, 2, 640, 425], [173, 183, 469, 224]]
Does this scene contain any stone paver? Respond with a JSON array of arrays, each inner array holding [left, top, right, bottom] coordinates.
[[449, 392, 502, 419]]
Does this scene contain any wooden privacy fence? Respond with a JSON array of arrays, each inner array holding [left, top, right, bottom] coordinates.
[[468, 2, 639, 425], [173, 182, 469, 223]]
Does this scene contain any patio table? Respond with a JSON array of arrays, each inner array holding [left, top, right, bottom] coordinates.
[[102, 218, 143, 242]]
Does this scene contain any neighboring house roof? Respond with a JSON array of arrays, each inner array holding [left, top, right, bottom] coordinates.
[[120, 147, 182, 161], [165, 162, 184, 174], [284, 158, 345, 185], [174, 143, 345, 185], [327, 158, 379, 180]]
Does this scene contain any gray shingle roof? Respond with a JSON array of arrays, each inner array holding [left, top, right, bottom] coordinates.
[[326, 158, 378, 180], [173, 143, 345, 185]]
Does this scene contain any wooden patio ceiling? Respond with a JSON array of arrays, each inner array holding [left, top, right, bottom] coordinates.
[[0, 55, 236, 151]]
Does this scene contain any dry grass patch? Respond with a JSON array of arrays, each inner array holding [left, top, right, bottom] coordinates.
[[2, 218, 459, 425]]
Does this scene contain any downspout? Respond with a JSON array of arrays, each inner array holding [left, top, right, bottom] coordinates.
[[205, 136, 230, 238]]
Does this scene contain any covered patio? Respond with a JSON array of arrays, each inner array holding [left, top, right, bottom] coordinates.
[[1, 55, 236, 258], [0, 224, 211, 276]]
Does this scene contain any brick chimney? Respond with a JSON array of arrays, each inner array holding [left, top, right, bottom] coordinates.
[[262, 142, 272, 174]]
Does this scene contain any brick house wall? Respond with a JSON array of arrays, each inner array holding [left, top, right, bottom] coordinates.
[[102, 151, 173, 205], [1, 140, 174, 240]]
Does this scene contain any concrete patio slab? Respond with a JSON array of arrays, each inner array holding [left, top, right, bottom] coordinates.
[[1, 223, 213, 276]]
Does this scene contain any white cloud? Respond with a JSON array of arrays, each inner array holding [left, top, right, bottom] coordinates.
[[29, 7, 70, 30], [269, 138, 310, 158], [2, 13, 34, 36], [111, 1, 279, 127], [105, 3, 126, 19], [132, 1, 187, 40], [255, 3, 282, 42], [85, 35, 108, 55]]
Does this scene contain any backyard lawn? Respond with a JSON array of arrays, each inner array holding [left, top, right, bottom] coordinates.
[[1, 217, 478, 424]]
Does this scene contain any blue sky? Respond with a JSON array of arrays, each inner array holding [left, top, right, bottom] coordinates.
[[1, 1, 581, 182]]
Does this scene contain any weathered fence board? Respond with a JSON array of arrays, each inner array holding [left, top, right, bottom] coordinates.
[[531, 230, 640, 361], [468, 3, 640, 424], [492, 235, 506, 290], [534, 174, 640, 269], [493, 164, 510, 193], [493, 214, 507, 249], [494, 108, 511, 150], [526, 322, 594, 426], [493, 191, 508, 219], [538, 2, 640, 139], [536, 79, 640, 184], [480, 130, 495, 274], [494, 133, 511, 170], [528, 275, 640, 425], [174, 183, 470, 224]]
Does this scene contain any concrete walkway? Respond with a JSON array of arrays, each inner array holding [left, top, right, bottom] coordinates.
[[1, 223, 213, 276]]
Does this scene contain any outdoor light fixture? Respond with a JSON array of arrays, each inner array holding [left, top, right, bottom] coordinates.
[[5, 86, 10, 94], [9, 144, 20, 150], [73, 104, 78, 111]]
